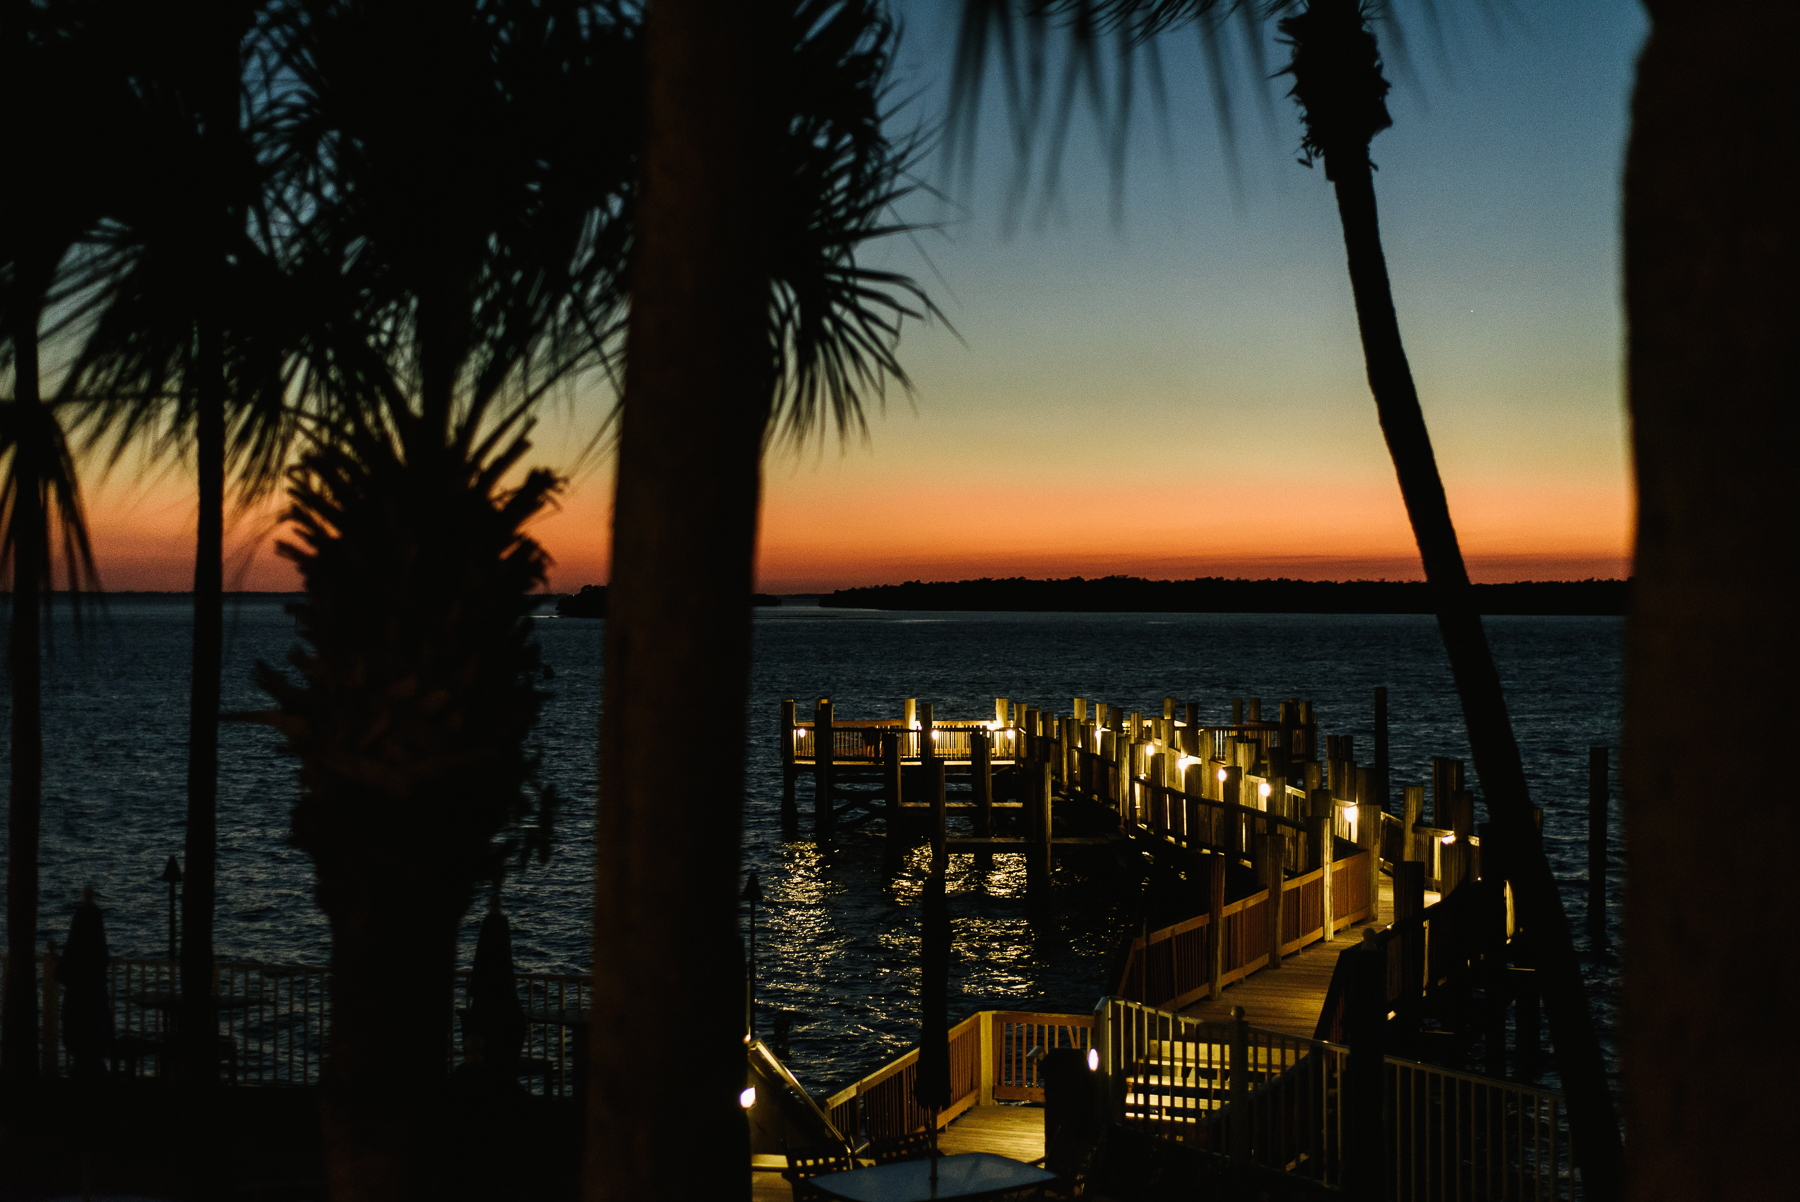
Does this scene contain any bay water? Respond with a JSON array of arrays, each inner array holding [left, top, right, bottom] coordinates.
[[3, 598, 1621, 1096]]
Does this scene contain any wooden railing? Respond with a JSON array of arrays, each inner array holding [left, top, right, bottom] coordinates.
[[791, 721, 1017, 765], [12, 954, 591, 1097], [1115, 849, 1377, 1011], [822, 1009, 1094, 1145], [1098, 996, 1572, 1200]]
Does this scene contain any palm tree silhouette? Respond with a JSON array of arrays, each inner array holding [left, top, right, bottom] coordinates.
[[254, 2, 635, 1192], [0, 0, 115, 1087], [588, 2, 937, 1196], [54, 0, 281, 1090]]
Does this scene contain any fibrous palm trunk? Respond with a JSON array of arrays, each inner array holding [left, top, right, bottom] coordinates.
[[1623, 5, 1798, 1199], [584, 2, 774, 1199], [1281, 1, 1622, 1194], [2, 295, 45, 1088]]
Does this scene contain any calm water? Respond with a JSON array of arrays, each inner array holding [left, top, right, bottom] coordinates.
[[2, 598, 1622, 1095]]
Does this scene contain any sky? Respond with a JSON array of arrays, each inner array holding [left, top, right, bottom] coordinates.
[[73, 0, 1648, 594]]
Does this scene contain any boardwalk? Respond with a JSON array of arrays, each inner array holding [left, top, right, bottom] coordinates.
[[751, 1105, 1045, 1201], [1176, 873, 1396, 1036]]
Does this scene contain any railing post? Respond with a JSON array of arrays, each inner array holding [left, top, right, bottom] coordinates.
[[1373, 685, 1390, 813], [1208, 853, 1226, 998], [1228, 1005, 1250, 1168], [882, 731, 903, 834], [931, 760, 948, 870], [1260, 835, 1284, 969], [1588, 745, 1609, 947], [973, 729, 993, 839], [1312, 787, 1335, 941], [979, 1011, 995, 1106], [1094, 997, 1121, 1124], [1357, 803, 1380, 923]]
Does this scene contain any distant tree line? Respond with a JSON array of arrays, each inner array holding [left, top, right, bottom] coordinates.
[[821, 576, 1631, 615], [555, 584, 780, 618]]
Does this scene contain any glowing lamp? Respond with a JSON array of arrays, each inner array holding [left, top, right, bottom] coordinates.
[[739, 1086, 757, 1109], [1258, 782, 1272, 799], [1217, 768, 1228, 783], [1087, 1048, 1100, 1071], [1177, 755, 1199, 772], [1440, 833, 1457, 845]]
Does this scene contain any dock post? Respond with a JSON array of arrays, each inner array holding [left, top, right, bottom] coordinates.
[[1260, 833, 1284, 968], [883, 731, 903, 835], [1231, 697, 1243, 726], [814, 698, 835, 836], [931, 759, 947, 869], [1227, 1006, 1250, 1168], [1208, 852, 1227, 998], [1402, 785, 1425, 862], [1588, 746, 1609, 946], [1183, 703, 1199, 754], [1430, 757, 1464, 831], [1219, 765, 1241, 809], [1373, 686, 1390, 813], [1028, 762, 1052, 883], [780, 699, 799, 832], [1246, 697, 1260, 723], [974, 729, 994, 871], [904, 697, 917, 729], [1356, 803, 1380, 921], [1311, 788, 1335, 941], [1448, 790, 1475, 894], [1395, 862, 1425, 1009]]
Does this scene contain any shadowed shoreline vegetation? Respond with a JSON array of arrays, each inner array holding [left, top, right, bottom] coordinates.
[[821, 576, 1630, 616]]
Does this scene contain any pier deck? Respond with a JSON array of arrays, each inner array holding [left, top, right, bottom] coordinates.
[[751, 1105, 1045, 1201], [1176, 872, 1396, 1037]]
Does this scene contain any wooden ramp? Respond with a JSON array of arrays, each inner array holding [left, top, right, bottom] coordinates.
[[752, 1105, 1045, 1201], [1176, 873, 1395, 1037]]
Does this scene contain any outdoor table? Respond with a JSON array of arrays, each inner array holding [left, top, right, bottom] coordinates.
[[809, 1152, 1056, 1202]]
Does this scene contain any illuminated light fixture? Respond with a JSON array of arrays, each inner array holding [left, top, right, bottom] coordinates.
[[930, 730, 939, 741], [1087, 1048, 1100, 1072], [1177, 755, 1199, 772], [1258, 782, 1272, 799], [739, 1086, 757, 1109], [1217, 768, 1228, 783], [1440, 833, 1457, 845], [988, 720, 1001, 731]]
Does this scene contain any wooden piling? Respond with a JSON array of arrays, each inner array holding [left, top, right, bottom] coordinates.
[[1394, 861, 1425, 1004], [973, 729, 993, 838], [780, 698, 799, 831], [1220, 765, 1241, 809], [931, 759, 947, 869], [904, 697, 917, 729], [814, 697, 835, 835], [1231, 697, 1243, 725], [1373, 686, 1390, 813], [1403, 785, 1425, 862], [1589, 745, 1608, 946], [1183, 703, 1199, 754], [1430, 757, 1463, 831], [1448, 789, 1475, 893], [1247, 697, 1261, 723], [883, 730, 903, 834], [1030, 762, 1053, 879]]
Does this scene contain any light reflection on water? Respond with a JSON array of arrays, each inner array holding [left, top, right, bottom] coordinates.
[[7, 600, 1621, 1098]]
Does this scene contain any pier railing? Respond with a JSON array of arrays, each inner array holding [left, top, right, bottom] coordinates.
[[1098, 996, 1573, 1200], [1113, 849, 1376, 1012], [12, 953, 590, 1096], [822, 1009, 1095, 1145]]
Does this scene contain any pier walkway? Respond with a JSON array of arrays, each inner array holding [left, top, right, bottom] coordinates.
[[1177, 873, 1395, 1037]]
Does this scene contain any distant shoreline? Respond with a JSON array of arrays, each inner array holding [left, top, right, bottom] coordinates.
[[818, 576, 1631, 616]]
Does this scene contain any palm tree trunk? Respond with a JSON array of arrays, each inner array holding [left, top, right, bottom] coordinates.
[[584, 2, 773, 1199], [1327, 156, 1624, 1196], [1622, 6, 1797, 1199], [2, 298, 44, 1087]]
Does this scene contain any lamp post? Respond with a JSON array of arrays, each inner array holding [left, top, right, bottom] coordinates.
[[743, 870, 762, 1038], [160, 855, 183, 961]]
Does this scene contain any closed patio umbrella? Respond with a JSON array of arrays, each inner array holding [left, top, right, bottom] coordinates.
[[916, 866, 951, 1187], [466, 892, 525, 1069], [62, 887, 113, 1081]]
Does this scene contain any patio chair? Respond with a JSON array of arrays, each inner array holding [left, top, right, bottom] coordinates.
[[866, 1130, 934, 1165], [781, 1142, 857, 1202]]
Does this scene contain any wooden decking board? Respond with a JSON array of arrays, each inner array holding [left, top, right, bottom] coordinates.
[[1176, 873, 1396, 1037], [749, 1105, 1045, 1201]]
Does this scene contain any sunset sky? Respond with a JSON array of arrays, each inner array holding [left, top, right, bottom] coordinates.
[[77, 0, 1646, 594]]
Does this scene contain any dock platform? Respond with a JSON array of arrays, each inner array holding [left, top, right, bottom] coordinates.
[[752, 1105, 1045, 1201]]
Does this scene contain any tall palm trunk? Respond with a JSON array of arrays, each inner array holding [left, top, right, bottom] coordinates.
[[585, 2, 773, 1199], [177, 12, 239, 1090], [1281, 1, 1622, 1193], [2, 295, 45, 1087], [1623, 5, 1797, 1199]]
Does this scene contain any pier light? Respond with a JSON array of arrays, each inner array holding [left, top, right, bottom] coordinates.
[[1440, 832, 1457, 845], [739, 1086, 757, 1109], [1258, 782, 1272, 799], [1087, 1048, 1100, 1071], [1177, 755, 1199, 772], [1217, 768, 1228, 783]]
